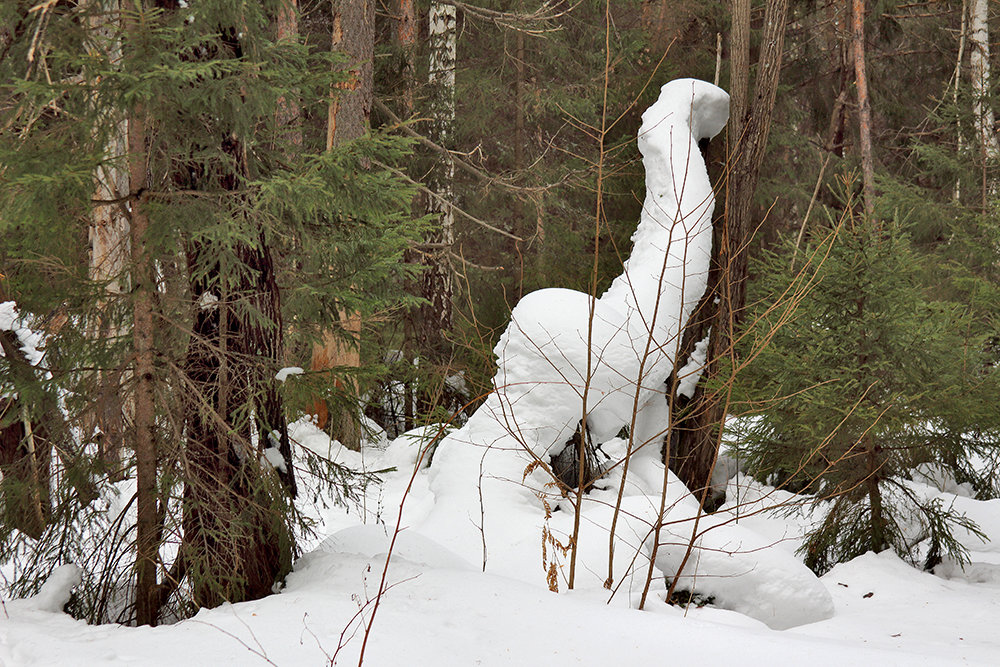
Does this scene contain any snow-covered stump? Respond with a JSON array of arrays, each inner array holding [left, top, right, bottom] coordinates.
[[410, 79, 833, 627]]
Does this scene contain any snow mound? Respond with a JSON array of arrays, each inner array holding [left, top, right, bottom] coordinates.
[[657, 517, 834, 629], [492, 78, 726, 452], [317, 524, 473, 571], [22, 564, 82, 614], [396, 79, 832, 630], [421, 80, 729, 552]]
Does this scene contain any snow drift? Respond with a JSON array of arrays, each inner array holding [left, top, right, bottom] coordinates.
[[407, 79, 834, 628]]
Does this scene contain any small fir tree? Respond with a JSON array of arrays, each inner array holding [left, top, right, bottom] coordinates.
[[733, 209, 999, 574]]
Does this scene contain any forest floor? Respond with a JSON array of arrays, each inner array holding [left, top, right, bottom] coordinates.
[[2, 419, 999, 666]]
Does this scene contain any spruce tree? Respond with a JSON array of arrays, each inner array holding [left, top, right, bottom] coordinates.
[[0, 0, 420, 623], [733, 210, 999, 574]]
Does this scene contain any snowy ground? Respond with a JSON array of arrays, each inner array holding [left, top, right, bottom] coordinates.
[[4, 78, 1000, 664], [2, 421, 999, 666]]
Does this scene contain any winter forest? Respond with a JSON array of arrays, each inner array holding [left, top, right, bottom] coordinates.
[[2, 0, 1000, 664]]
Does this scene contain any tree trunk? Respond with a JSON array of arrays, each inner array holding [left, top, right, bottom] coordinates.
[[125, 4, 159, 626], [969, 0, 997, 205], [668, 0, 790, 504], [416, 2, 457, 370], [171, 7, 295, 615], [308, 0, 373, 450], [275, 0, 301, 148], [86, 0, 129, 479], [851, 0, 876, 218], [182, 234, 294, 611], [514, 29, 526, 173], [397, 0, 417, 116], [0, 338, 51, 539], [327, 0, 374, 146]]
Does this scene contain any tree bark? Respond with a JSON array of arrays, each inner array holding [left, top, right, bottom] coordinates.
[[969, 0, 997, 205], [851, 0, 876, 218], [308, 0, 373, 450], [275, 0, 301, 148], [668, 0, 790, 504], [0, 337, 51, 539], [86, 0, 129, 479], [125, 3, 159, 626], [397, 0, 417, 116], [416, 2, 457, 367], [171, 5, 295, 615]]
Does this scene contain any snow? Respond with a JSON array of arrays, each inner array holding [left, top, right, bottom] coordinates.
[[14, 565, 82, 614], [3, 409, 1000, 665], [274, 366, 304, 382], [3, 468, 1000, 665], [0, 300, 45, 367], [197, 291, 219, 311], [490, 78, 724, 452], [400, 79, 830, 630], [417, 80, 731, 586], [675, 333, 709, 398], [261, 446, 287, 473], [3, 79, 999, 664]]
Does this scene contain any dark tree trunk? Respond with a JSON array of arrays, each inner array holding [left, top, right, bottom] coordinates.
[[0, 387, 50, 539], [0, 326, 91, 539], [167, 12, 295, 615], [668, 0, 790, 504], [180, 188, 295, 611]]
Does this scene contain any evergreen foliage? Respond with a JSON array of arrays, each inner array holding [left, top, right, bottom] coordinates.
[[0, 0, 420, 623], [733, 208, 1000, 574], [1, 0, 999, 627]]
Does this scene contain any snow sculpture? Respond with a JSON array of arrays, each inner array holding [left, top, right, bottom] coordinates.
[[412, 78, 834, 628], [420, 78, 727, 552], [492, 78, 728, 456]]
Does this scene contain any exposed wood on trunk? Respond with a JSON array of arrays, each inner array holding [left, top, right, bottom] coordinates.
[[328, 0, 374, 146], [851, 0, 876, 218], [274, 0, 301, 148], [308, 0, 373, 449], [85, 0, 129, 479]]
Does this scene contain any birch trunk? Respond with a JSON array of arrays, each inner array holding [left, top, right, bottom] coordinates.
[[969, 0, 997, 204], [417, 2, 457, 363]]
